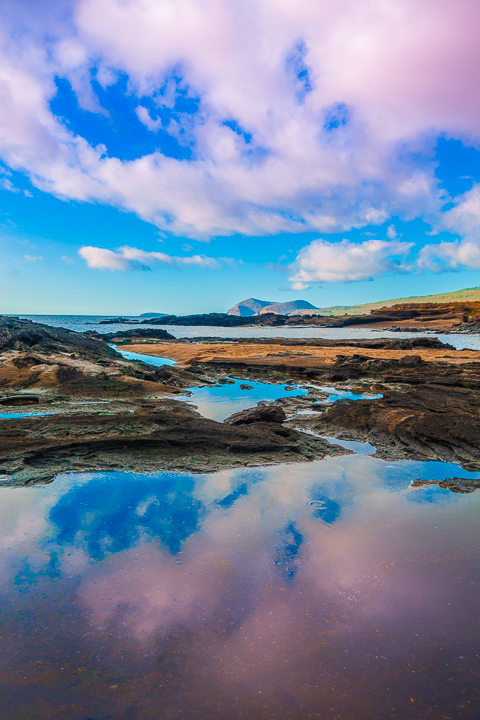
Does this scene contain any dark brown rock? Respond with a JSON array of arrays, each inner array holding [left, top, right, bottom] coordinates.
[[95, 328, 175, 341], [0, 316, 120, 360], [411, 477, 480, 494], [314, 384, 480, 469], [224, 405, 287, 426], [0, 404, 345, 485], [0, 395, 40, 406], [398, 354, 424, 367]]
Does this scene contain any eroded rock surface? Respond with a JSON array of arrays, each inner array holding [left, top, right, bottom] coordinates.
[[0, 402, 348, 485], [311, 384, 480, 469], [224, 405, 287, 425]]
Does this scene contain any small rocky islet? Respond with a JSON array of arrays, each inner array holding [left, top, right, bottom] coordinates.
[[1, 312, 480, 491]]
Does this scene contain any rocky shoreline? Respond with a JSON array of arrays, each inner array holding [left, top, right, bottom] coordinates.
[[99, 299, 480, 333], [0, 317, 348, 485], [1, 316, 480, 491]]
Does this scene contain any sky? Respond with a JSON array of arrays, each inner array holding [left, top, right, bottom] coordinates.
[[2, 0, 480, 315]]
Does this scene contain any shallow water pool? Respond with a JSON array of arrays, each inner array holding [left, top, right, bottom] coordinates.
[[115, 348, 380, 421], [177, 379, 307, 421], [0, 412, 53, 419], [114, 348, 177, 366], [0, 455, 478, 719]]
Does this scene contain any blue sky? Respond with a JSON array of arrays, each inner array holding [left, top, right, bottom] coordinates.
[[2, 0, 480, 314]]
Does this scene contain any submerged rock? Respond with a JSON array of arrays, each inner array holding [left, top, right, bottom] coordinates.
[[411, 477, 480, 494]]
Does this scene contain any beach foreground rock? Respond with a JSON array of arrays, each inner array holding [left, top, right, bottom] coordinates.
[[0, 402, 348, 485]]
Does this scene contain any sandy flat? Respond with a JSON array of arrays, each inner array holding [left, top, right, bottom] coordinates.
[[118, 342, 480, 367]]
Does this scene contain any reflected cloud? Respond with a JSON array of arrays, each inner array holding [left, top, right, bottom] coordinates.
[[0, 457, 477, 718]]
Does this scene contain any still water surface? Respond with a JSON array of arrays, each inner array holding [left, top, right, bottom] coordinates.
[[0, 456, 478, 719]]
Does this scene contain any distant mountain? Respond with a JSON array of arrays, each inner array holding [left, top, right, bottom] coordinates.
[[259, 300, 319, 315], [139, 312, 168, 318], [228, 298, 275, 316], [228, 298, 318, 316]]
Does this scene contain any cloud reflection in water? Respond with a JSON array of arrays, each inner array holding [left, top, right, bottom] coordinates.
[[0, 455, 478, 719]]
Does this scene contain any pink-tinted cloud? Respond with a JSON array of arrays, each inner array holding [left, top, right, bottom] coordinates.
[[78, 245, 223, 270], [0, 0, 480, 240], [289, 237, 412, 286]]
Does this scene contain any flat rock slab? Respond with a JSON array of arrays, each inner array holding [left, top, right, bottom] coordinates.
[[0, 403, 349, 485]]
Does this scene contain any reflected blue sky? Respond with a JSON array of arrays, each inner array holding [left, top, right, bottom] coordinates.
[[177, 379, 307, 421], [0, 455, 478, 719]]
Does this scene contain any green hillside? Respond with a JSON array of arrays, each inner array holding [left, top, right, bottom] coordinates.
[[315, 286, 480, 316]]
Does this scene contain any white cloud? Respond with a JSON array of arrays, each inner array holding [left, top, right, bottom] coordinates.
[[288, 238, 413, 286], [78, 245, 222, 271], [135, 105, 161, 133], [61, 255, 74, 264], [0, 0, 479, 240], [386, 224, 397, 239], [418, 239, 480, 272], [418, 185, 480, 271], [24, 254, 43, 262], [0, 177, 20, 193]]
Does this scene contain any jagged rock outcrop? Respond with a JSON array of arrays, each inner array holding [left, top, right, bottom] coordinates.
[[0, 316, 120, 360], [312, 383, 480, 470]]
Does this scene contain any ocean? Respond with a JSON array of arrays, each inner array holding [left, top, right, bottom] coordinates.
[[14, 314, 480, 350]]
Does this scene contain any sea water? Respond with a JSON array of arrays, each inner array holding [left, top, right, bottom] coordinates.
[[14, 314, 480, 350]]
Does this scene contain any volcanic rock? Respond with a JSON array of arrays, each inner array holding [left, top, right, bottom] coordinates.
[[224, 405, 287, 425], [314, 383, 480, 470], [96, 328, 175, 341], [0, 404, 345, 485], [0, 316, 120, 360]]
